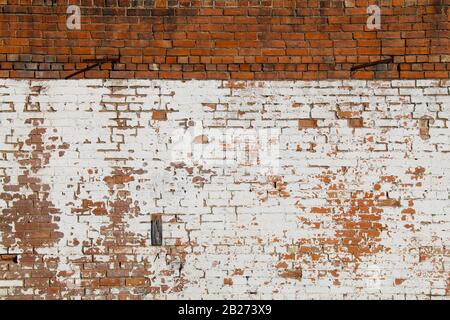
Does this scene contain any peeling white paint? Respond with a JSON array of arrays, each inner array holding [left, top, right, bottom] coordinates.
[[0, 79, 449, 299]]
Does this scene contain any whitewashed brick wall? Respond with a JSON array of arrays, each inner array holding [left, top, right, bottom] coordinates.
[[0, 79, 449, 299]]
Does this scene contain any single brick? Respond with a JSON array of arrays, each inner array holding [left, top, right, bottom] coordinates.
[[348, 118, 364, 128], [298, 119, 318, 128], [152, 110, 167, 121]]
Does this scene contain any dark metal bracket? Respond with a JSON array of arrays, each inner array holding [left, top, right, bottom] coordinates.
[[351, 56, 394, 71], [65, 56, 120, 79], [151, 214, 163, 246]]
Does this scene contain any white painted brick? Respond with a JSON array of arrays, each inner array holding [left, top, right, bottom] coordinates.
[[0, 79, 449, 300], [0, 280, 23, 287]]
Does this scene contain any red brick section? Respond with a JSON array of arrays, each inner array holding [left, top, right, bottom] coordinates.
[[0, 0, 448, 80]]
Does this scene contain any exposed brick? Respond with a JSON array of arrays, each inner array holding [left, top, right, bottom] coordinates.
[[99, 278, 123, 287], [298, 119, 318, 128], [152, 110, 167, 121]]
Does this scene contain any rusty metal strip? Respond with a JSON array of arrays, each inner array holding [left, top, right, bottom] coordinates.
[[351, 56, 394, 71]]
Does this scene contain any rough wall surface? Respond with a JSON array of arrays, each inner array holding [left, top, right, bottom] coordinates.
[[0, 79, 449, 299], [0, 1, 449, 80]]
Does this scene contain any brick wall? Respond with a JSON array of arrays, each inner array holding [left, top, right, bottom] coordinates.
[[0, 1, 449, 80], [0, 79, 449, 299], [1, 0, 449, 301]]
